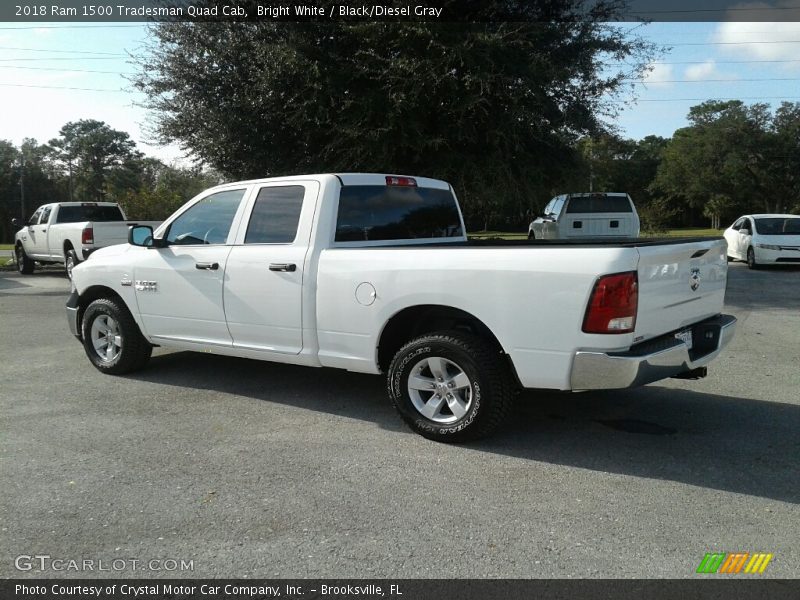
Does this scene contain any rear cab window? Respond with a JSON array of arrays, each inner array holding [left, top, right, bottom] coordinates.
[[56, 204, 125, 223], [566, 195, 633, 213], [335, 184, 463, 242]]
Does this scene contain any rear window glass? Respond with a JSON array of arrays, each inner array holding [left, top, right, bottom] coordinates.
[[566, 195, 633, 214], [245, 186, 305, 244], [56, 204, 124, 223], [754, 217, 800, 235], [335, 185, 462, 242]]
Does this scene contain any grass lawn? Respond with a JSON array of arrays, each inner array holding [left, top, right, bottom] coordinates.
[[0, 244, 13, 251], [469, 228, 723, 240]]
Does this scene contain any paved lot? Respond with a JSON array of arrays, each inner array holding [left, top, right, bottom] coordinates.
[[1, 262, 798, 578]]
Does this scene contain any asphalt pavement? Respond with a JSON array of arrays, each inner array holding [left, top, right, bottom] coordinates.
[[0, 262, 798, 578]]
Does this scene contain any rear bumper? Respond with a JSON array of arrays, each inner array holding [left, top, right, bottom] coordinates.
[[66, 290, 81, 340], [570, 314, 737, 390]]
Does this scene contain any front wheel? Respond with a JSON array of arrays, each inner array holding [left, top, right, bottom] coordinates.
[[15, 245, 34, 274], [387, 331, 516, 442], [747, 247, 759, 269], [82, 297, 152, 375]]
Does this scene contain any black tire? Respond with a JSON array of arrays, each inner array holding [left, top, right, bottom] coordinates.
[[15, 244, 34, 274], [81, 297, 152, 375], [65, 248, 78, 280], [747, 247, 759, 270], [387, 331, 516, 442], [528, 230, 535, 240]]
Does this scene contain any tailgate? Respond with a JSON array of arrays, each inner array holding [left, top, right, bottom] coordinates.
[[563, 214, 635, 237], [90, 222, 130, 247], [634, 238, 728, 342]]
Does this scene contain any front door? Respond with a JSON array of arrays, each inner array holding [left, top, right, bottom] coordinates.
[[133, 187, 248, 346], [31, 205, 53, 257], [223, 182, 318, 354], [22, 207, 44, 259]]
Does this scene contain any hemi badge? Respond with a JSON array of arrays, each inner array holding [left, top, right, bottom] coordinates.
[[121, 276, 133, 287]]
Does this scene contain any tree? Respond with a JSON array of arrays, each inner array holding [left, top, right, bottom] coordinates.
[[116, 161, 222, 220], [48, 120, 142, 201], [0, 140, 20, 242], [652, 100, 800, 227], [135, 1, 655, 230]]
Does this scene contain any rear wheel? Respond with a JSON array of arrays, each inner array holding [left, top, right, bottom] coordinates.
[[747, 247, 759, 269], [82, 297, 152, 375], [65, 248, 78, 280], [528, 230, 535, 240], [387, 331, 516, 442], [15, 244, 34, 275]]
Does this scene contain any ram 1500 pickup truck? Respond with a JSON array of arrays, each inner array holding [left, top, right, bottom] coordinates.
[[66, 174, 737, 442], [12, 202, 160, 279]]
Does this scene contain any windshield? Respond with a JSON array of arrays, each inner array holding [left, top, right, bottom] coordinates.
[[56, 204, 125, 223], [754, 217, 800, 235]]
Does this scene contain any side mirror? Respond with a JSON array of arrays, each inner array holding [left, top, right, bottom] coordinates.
[[740, 228, 751, 236], [128, 225, 154, 247]]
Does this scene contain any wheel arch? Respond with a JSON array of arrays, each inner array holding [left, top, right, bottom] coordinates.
[[377, 304, 519, 383], [75, 285, 141, 338]]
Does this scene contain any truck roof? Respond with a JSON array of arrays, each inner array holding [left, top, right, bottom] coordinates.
[[208, 173, 451, 191], [565, 192, 629, 197]]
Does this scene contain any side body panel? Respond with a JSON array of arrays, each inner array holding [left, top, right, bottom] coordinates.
[[315, 246, 640, 389]]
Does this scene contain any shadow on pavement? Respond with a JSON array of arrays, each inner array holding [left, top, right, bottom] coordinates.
[[724, 263, 800, 311], [129, 351, 799, 505]]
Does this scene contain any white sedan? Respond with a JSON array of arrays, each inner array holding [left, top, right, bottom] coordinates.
[[723, 214, 800, 269]]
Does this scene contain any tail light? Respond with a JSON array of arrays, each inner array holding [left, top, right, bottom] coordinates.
[[386, 176, 417, 187], [81, 226, 94, 245], [582, 271, 638, 334]]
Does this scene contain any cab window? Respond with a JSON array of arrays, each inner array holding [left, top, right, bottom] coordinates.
[[551, 196, 566, 217], [245, 186, 305, 244], [40, 206, 52, 225], [27, 208, 43, 226], [166, 189, 245, 246]]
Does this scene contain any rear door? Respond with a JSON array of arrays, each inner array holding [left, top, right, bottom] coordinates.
[[223, 181, 319, 354], [634, 239, 728, 342], [133, 187, 249, 346]]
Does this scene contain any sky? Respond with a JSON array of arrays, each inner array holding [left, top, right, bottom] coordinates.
[[1, 20, 800, 162]]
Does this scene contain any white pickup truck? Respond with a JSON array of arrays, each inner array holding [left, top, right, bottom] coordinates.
[[66, 174, 737, 442], [12, 202, 160, 279]]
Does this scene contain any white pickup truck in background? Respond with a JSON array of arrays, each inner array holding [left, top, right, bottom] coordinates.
[[529, 192, 641, 239], [12, 202, 160, 279], [66, 174, 736, 442]]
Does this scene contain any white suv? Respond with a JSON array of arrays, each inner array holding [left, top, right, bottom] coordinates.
[[529, 193, 640, 239]]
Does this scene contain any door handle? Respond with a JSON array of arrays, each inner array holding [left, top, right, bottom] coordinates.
[[269, 263, 296, 272], [195, 262, 219, 270]]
